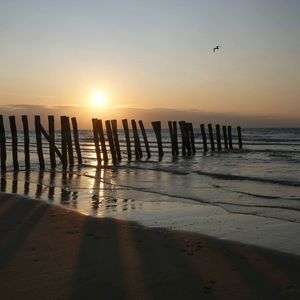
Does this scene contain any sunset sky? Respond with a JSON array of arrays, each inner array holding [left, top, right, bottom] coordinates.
[[0, 0, 299, 127]]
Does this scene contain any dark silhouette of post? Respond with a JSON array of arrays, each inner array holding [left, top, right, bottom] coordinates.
[[0, 115, 7, 172], [216, 124, 222, 151], [200, 124, 208, 152], [139, 120, 151, 158], [173, 121, 179, 155], [65, 117, 74, 166], [60, 116, 68, 168], [92, 119, 101, 165], [152, 121, 163, 157], [131, 119, 142, 159], [111, 120, 122, 161], [185, 123, 192, 156], [228, 126, 233, 149], [34, 115, 45, 170], [105, 120, 117, 163], [22, 115, 30, 170], [179, 121, 187, 155], [122, 119, 131, 160], [208, 124, 215, 151], [9, 116, 19, 171], [97, 119, 108, 162], [71, 117, 82, 165], [187, 123, 196, 154], [168, 121, 176, 156], [222, 125, 228, 149], [237, 126, 243, 149], [48, 116, 56, 168]]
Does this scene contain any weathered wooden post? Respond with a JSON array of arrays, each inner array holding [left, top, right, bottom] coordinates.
[[71, 117, 82, 165], [9, 116, 19, 171], [222, 125, 228, 149], [168, 121, 176, 156], [111, 120, 122, 161], [34, 115, 45, 170], [237, 126, 243, 149], [122, 119, 132, 160], [60, 116, 68, 168], [65, 117, 74, 166], [152, 121, 164, 157], [216, 124, 222, 151], [97, 119, 108, 162], [208, 123, 215, 151], [47, 116, 56, 168], [0, 115, 7, 172], [105, 120, 117, 163], [185, 123, 192, 156], [22, 115, 30, 170], [139, 120, 151, 158], [179, 121, 187, 156], [228, 125, 233, 149], [187, 123, 196, 154], [92, 119, 101, 165], [200, 124, 208, 152], [131, 119, 142, 159], [173, 121, 179, 156]]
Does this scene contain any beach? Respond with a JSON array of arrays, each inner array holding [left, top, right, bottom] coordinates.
[[0, 193, 300, 300]]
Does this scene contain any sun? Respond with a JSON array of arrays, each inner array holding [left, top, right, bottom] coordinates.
[[90, 91, 107, 107]]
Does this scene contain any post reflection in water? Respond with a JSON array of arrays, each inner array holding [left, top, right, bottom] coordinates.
[[24, 171, 30, 195], [90, 168, 105, 216], [12, 172, 18, 194], [48, 171, 55, 201], [35, 171, 44, 199], [0, 174, 7, 192]]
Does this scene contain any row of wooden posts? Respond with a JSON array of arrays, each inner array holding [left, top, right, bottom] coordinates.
[[0, 115, 243, 172]]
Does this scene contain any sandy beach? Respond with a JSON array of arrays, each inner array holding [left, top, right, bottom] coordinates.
[[0, 193, 299, 300]]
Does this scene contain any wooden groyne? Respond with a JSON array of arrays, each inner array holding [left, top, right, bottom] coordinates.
[[0, 115, 243, 171]]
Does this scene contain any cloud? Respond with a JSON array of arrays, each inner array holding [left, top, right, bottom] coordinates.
[[0, 104, 299, 129]]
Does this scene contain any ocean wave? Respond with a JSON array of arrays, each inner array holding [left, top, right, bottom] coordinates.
[[195, 171, 300, 187]]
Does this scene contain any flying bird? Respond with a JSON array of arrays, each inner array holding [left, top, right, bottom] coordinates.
[[213, 45, 221, 52]]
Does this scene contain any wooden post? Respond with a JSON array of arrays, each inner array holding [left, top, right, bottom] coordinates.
[[237, 126, 243, 149], [131, 119, 142, 159], [200, 124, 208, 152], [97, 119, 108, 162], [0, 115, 7, 172], [168, 121, 176, 156], [179, 121, 187, 156], [216, 124, 222, 151], [152, 121, 163, 157], [92, 119, 101, 165], [185, 123, 192, 156], [34, 115, 44, 170], [105, 120, 117, 163], [60, 116, 68, 168], [71, 117, 82, 165], [228, 125, 233, 149], [222, 125, 228, 149], [22, 115, 30, 170], [122, 119, 132, 160], [9, 116, 19, 171], [187, 123, 196, 154], [139, 120, 151, 158], [48, 116, 56, 168], [208, 123, 215, 151], [173, 121, 179, 155], [111, 120, 122, 161], [65, 117, 74, 166]]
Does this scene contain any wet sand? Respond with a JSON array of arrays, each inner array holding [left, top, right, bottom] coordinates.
[[0, 193, 300, 300]]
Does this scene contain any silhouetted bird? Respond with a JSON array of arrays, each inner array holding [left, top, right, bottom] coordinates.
[[213, 45, 221, 52]]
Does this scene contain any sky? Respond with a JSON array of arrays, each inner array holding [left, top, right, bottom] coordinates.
[[0, 0, 300, 127]]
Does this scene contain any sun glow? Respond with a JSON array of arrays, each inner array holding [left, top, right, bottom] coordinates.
[[90, 91, 107, 107]]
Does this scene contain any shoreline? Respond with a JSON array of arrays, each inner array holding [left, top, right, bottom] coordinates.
[[1, 193, 300, 299]]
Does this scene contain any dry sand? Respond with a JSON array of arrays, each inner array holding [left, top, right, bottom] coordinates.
[[0, 193, 299, 300]]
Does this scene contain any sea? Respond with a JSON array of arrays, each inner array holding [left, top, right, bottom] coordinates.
[[1, 127, 300, 254]]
